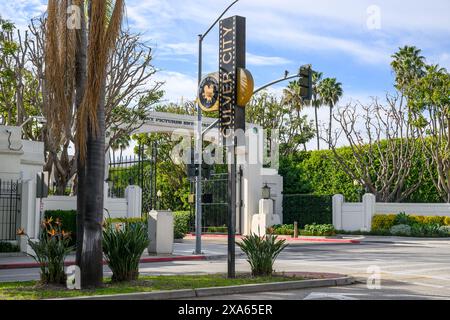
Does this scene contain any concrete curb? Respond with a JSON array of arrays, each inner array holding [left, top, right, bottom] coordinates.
[[52, 276, 355, 300], [0, 254, 227, 270]]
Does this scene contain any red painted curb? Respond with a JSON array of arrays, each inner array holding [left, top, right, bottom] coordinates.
[[188, 233, 360, 244], [0, 255, 207, 270]]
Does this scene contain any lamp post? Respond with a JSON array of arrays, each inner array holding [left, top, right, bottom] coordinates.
[[195, 0, 239, 255]]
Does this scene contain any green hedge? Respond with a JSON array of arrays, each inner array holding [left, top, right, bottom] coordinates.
[[173, 211, 192, 239], [44, 210, 77, 246], [283, 194, 332, 228], [0, 241, 20, 253], [279, 145, 441, 203]]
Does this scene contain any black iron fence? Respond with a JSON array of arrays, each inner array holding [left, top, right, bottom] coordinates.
[[0, 180, 21, 241], [190, 173, 229, 232], [108, 143, 157, 214]]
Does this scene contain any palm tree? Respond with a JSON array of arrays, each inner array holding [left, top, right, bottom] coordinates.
[[283, 80, 305, 118], [111, 135, 131, 161], [311, 71, 323, 150], [317, 78, 343, 149], [46, 0, 125, 288], [391, 46, 426, 93]]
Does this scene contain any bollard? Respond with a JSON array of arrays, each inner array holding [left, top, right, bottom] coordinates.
[[294, 221, 298, 238]]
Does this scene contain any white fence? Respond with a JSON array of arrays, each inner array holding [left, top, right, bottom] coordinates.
[[333, 193, 450, 231]]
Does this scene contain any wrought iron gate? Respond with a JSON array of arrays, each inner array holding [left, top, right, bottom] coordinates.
[[0, 180, 21, 241], [108, 143, 157, 214], [190, 168, 242, 233]]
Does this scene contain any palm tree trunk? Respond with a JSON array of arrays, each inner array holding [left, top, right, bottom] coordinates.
[[75, 0, 87, 267], [328, 104, 333, 149], [314, 105, 320, 150], [80, 81, 106, 288]]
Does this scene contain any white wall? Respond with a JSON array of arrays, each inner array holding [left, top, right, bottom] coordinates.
[[333, 193, 450, 231]]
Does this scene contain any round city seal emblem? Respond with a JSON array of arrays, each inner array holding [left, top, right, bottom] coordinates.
[[198, 72, 219, 112]]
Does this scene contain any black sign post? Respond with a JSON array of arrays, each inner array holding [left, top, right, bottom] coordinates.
[[219, 16, 246, 278]]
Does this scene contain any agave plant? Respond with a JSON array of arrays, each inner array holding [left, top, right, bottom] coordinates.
[[236, 234, 288, 277], [103, 221, 149, 282]]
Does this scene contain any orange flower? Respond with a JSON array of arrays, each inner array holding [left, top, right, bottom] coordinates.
[[62, 231, 71, 239], [17, 228, 26, 236], [55, 218, 62, 225], [47, 229, 57, 237]]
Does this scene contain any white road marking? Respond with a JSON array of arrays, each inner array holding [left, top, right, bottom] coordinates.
[[304, 292, 368, 300]]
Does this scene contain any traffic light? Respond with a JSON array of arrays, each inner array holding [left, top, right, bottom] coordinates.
[[299, 64, 313, 102]]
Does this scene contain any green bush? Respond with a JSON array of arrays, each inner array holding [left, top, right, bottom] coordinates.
[[372, 215, 397, 232], [370, 213, 450, 237], [269, 224, 294, 236], [0, 241, 20, 253], [18, 218, 73, 284], [283, 194, 332, 228], [236, 234, 288, 277], [44, 210, 77, 247], [301, 223, 336, 236], [103, 222, 149, 282], [390, 224, 412, 236], [173, 211, 192, 239], [207, 226, 228, 233]]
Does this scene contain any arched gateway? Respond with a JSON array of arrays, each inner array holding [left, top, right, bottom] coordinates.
[[120, 111, 283, 235]]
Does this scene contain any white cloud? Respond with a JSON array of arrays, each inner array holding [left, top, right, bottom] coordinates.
[[247, 53, 291, 66], [155, 71, 197, 103]]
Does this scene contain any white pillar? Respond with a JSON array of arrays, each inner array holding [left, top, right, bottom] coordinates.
[[362, 193, 376, 231], [19, 179, 39, 253], [332, 194, 344, 230], [125, 185, 142, 218], [148, 210, 173, 254]]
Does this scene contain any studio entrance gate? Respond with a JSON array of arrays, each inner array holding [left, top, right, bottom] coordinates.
[[189, 168, 242, 234]]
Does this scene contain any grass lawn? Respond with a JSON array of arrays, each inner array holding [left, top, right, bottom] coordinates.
[[0, 273, 306, 300]]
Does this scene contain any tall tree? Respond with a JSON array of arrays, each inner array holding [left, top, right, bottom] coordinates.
[[310, 71, 323, 150], [391, 45, 426, 94], [408, 64, 450, 202], [282, 80, 304, 118], [247, 91, 314, 155], [45, 0, 125, 288], [327, 95, 423, 202], [27, 15, 161, 195], [317, 77, 343, 149]]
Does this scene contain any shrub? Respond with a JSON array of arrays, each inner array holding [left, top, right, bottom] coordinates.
[[302, 223, 336, 236], [173, 211, 192, 239], [236, 234, 288, 277], [18, 218, 73, 284], [394, 212, 414, 226], [0, 241, 20, 253], [411, 223, 442, 237], [422, 216, 445, 226], [439, 225, 450, 235], [269, 224, 294, 236], [103, 222, 149, 282], [390, 224, 412, 236], [45, 210, 77, 247], [371, 215, 396, 231], [445, 217, 450, 226], [207, 226, 228, 233]]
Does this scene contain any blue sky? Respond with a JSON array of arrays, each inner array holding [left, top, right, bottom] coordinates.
[[1, 0, 450, 135]]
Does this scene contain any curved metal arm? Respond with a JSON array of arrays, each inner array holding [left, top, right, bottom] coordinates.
[[200, 0, 239, 41], [253, 74, 301, 95]]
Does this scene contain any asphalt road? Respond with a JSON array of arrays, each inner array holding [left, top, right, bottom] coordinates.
[[2, 238, 450, 300]]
